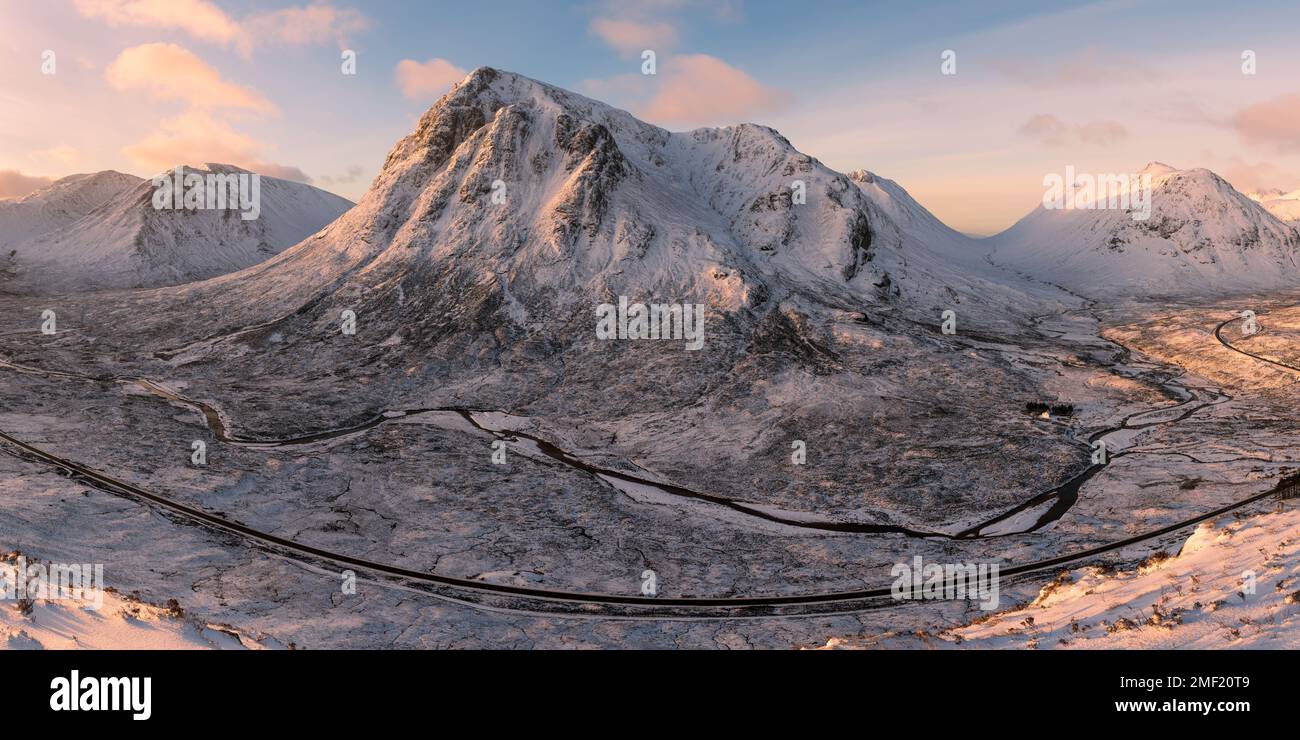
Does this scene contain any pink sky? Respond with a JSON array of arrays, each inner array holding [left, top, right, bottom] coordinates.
[[4, 0, 1300, 235]]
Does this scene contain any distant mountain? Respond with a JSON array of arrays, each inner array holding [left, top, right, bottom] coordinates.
[[1247, 188, 1300, 225], [1, 164, 353, 294], [0, 170, 141, 245], [986, 162, 1300, 296]]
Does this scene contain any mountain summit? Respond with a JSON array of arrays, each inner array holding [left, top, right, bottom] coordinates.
[[987, 163, 1300, 296], [153, 67, 1061, 349]]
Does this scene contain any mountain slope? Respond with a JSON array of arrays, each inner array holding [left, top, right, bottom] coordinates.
[[2, 164, 353, 294], [987, 162, 1300, 296], [847, 169, 1062, 309], [0, 170, 142, 246]]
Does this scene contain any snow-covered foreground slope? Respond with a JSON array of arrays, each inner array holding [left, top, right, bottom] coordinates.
[[958, 506, 1300, 649], [1, 555, 263, 649], [817, 506, 1300, 649], [0, 171, 141, 247], [987, 163, 1300, 297], [1, 165, 353, 294]]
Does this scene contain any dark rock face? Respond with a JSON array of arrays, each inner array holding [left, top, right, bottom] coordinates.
[[842, 210, 874, 281]]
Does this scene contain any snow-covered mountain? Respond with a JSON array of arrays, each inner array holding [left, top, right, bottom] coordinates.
[[0, 170, 141, 246], [1, 164, 353, 293], [987, 162, 1300, 296], [1247, 188, 1300, 225], [71, 68, 1080, 529], [846, 168, 1066, 312], [137, 68, 1065, 353]]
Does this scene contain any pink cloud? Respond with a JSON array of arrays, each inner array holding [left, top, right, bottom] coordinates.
[[992, 46, 1159, 88], [245, 3, 369, 48], [0, 170, 54, 200], [120, 110, 306, 180], [1018, 113, 1127, 147], [1217, 156, 1298, 194], [589, 17, 678, 58], [74, 0, 245, 47], [28, 145, 83, 168], [1232, 94, 1300, 151], [1075, 119, 1128, 146], [638, 54, 785, 127], [394, 58, 467, 100], [1018, 114, 1069, 147], [74, 0, 367, 55], [105, 43, 275, 113]]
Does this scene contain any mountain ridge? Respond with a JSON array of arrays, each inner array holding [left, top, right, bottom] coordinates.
[[1, 164, 354, 294]]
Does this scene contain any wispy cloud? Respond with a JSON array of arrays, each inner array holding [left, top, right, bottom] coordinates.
[[1216, 155, 1298, 194], [244, 4, 368, 49], [588, 17, 678, 58], [122, 110, 308, 181], [640, 54, 785, 127], [74, 0, 245, 48], [74, 0, 368, 55], [1232, 93, 1300, 151], [394, 58, 467, 100], [1018, 113, 1128, 147], [28, 145, 83, 169], [991, 46, 1159, 89]]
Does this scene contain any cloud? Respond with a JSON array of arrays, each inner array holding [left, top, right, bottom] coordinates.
[[589, 17, 678, 57], [74, 0, 367, 55], [106, 45, 300, 182], [318, 164, 365, 186], [1018, 113, 1127, 147], [105, 43, 275, 113], [245, 3, 369, 48], [638, 54, 785, 127], [1018, 114, 1069, 146], [1217, 156, 1298, 195], [394, 58, 467, 100], [1074, 119, 1128, 146], [1232, 93, 1300, 151], [74, 0, 245, 48], [28, 145, 82, 168], [0, 170, 54, 200], [121, 110, 306, 181], [992, 46, 1159, 88]]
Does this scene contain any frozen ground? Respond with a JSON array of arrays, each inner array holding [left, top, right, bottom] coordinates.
[[3, 293, 1296, 648]]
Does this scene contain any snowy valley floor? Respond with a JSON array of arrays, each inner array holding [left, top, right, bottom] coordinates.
[[1, 295, 1298, 648]]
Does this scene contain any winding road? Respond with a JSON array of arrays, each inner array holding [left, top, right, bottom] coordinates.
[[0, 308, 1293, 617], [1215, 314, 1300, 374]]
